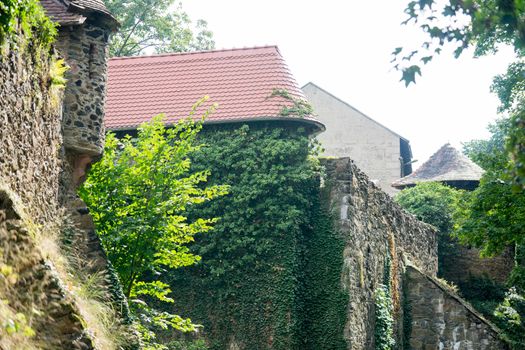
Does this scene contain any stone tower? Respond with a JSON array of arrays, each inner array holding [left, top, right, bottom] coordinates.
[[41, 0, 118, 191]]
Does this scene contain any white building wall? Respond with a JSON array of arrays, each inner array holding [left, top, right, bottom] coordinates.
[[303, 83, 403, 195]]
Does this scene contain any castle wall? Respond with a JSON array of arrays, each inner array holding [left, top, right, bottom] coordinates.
[[405, 265, 507, 349], [0, 43, 63, 224], [440, 241, 514, 286], [0, 9, 134, 347], [0, 35, 95, 349], [322, 158, 438, 349], [56, 21, 110, 157]]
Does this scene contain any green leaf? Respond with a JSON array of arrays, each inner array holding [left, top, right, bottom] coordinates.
[[400, 65, 422, 86]]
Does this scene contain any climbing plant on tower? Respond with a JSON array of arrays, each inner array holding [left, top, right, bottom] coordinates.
[[162, 122, 341, 349]]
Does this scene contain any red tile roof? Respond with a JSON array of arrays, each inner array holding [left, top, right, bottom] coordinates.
[[105, 46, 324, 131]]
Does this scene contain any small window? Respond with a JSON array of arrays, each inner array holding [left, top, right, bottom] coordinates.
[[88, 43, 96, 79]]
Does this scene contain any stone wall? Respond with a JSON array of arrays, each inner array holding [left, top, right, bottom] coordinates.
[[440, 241, 514, 286], [405, 265, 508, 349], [0, 37, 96, 348], [56, 21, 110, 157], [0, 46, 62, 225], [322, 158, 438, 349], [0, 19, 134, 348]]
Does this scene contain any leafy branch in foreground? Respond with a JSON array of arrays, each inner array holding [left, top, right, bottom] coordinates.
[[80, 102, 228, 348], [394, 0, 525, 188]]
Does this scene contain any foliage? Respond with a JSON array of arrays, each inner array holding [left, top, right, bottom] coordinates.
[[49, 58, 68, 87], [395, 182, 463, 234], [454, 119, 525, 347], [49, 58, 69, 109], [460, 275, 507, 302], [492, 63, 525, 188], [374, 284, 395, 350], [167, 339, 209, 350], [106, 0, 214, 57], [454, 175, 525, 256], [494, 288, 525, 349], [455, 120, 525, 258], [395, 0, 525, 188], [0, 0, 56, 48], [81, 113, 227, 348], [301, 177, 348, 350], [164, 123, 322, 349], [268, 89, 315, 118], [393, 0, 524, 85], [463, 119, 511, 171], [395, 182, 465, 276]]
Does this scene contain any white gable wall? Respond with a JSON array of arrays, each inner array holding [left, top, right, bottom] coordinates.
[[303, 83, 402, 195]]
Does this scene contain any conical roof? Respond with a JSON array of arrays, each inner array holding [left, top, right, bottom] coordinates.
[[105, 46, 325, 133], [392, 143, 484, 190], [40, 0, 117, 28]]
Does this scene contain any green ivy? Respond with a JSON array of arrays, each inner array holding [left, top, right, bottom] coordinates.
[[300, 176, 348, 349], [162, 122, 339, 349], [374, 284, 395, 350], [402, 277, 412, 350], [375, 258, 395, 350], [0, 0, 57, 48], [268, 89, 314, 118], [494, 288, 525, 349]]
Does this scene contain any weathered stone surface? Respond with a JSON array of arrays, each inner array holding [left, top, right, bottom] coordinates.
[[0, 48, 62, 225], [405, 265, 508, 349], [440, 242, 514, 286], [56, 21, 110, 157], [0, 20, 134, 349], [0, 45, 94, 346], [323, 158, 438, 349]]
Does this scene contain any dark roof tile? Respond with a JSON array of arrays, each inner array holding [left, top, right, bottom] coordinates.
[[392, 143, 484, 189], [39, 0, 116, 26]]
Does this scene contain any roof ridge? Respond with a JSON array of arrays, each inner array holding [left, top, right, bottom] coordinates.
[[302, 81, 409, 142], [109, 45, 281, 61]]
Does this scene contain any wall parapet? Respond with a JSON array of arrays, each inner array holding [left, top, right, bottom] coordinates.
[[321, 157, 438, 349], [405, 264, 508, 349]]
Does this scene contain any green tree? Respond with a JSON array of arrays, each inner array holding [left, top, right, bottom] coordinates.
[[106, 0, 214, 57], [454, 121, 525, 299], [395, 182, 465, 276], [395, 182, 463, 234], [456, 119, 525, 262], [394, 0, 525, 188], [80, 111, 228, 347], [494, 288, 525, 349]]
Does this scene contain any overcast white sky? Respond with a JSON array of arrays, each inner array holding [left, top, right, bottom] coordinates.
[[183, 0, 514, 167]]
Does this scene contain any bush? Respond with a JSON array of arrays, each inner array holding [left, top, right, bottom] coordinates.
[[494, 289, 525, 349]]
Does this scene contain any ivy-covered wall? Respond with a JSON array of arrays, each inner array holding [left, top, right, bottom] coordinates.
[[165, 122, 319, 349], [301, 174, 348, 350], [162, 126, 440, 350]]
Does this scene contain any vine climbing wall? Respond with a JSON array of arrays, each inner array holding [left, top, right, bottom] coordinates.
[[166, 123, 317, 350], [165, 124, 439, 350]]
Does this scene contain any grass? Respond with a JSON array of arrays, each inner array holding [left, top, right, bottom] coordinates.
[[32, 214, 130, 350]]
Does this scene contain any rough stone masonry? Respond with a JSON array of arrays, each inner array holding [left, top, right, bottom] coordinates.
[[323, 157, 508, 349], [323, 158, 438, 349]]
